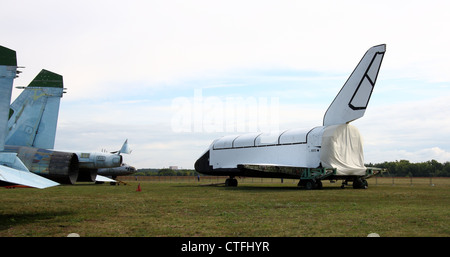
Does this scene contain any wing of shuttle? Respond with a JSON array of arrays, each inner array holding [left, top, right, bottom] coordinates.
[[323, 44, 386, 126], [237, 164, 307, 177]]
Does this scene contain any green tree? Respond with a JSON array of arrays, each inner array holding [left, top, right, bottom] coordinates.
[[158, 168, 176, 176]]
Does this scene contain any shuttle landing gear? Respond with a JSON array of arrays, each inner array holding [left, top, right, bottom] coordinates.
[[353, 178, 368, 189], [225, 177, 238, 187], [341, 178, 368, 189], [298, 179, 322, 190]]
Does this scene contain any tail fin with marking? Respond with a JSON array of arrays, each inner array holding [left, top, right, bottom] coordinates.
[[0, 46, 18, 151], [323, 44, 386, 126], [0, 46, 59, 188], [6, 69, 64, 149]]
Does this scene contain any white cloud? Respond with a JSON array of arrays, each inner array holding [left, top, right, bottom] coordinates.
[[366, 147, 450, 164], [356, 90, 450, 163], [6, 1, 450, 94]]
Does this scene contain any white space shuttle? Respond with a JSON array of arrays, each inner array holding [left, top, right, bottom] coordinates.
[[0, 46, 58, 189], [5, 67, 131, 184], [195, 44, 386, 189]]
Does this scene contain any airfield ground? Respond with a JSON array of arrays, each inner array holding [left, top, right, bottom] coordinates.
[[0, 177, 449, 237]]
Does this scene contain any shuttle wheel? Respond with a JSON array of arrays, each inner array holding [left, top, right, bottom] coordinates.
[[316, 180, 323, 189], [353, 178, 368, 189], [225, 178, 238, 187], [305, 181, 314, 190], [299, 179, 322, 190]]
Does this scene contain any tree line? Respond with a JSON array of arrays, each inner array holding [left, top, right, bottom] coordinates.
[[368, 160, 450, 177], [135, 159, 450, 177], [135, 168, 200, 177]]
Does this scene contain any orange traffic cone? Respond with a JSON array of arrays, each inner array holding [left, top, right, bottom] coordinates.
[[136, 183, 141, 192]]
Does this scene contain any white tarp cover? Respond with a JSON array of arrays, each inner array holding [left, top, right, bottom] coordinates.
[[320, 124, 366, 176]]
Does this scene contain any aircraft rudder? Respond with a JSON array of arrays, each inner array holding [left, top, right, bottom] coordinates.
[[323, 44, 386, 126]]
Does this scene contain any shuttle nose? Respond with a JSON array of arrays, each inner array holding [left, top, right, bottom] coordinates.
[[195, 150, 213, 174]]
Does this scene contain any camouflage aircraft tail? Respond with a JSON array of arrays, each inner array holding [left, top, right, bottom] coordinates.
[[0, 46, 59, 188], [6, 69, 65, 149]]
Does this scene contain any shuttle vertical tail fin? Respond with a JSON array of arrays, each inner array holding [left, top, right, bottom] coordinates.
[[6, 69, 64, 149], [323, 44, 386, 126]]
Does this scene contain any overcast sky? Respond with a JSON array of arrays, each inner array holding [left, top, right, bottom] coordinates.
[[2, 0, 450, 168]]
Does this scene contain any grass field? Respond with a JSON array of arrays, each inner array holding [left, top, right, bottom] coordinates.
[[1, 177, 449, 237]]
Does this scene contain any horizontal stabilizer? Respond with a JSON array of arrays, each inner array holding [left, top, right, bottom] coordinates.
[[323, 44, 386, 126], [95, 175, 116, 182], [0, 164, 59, 189]]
